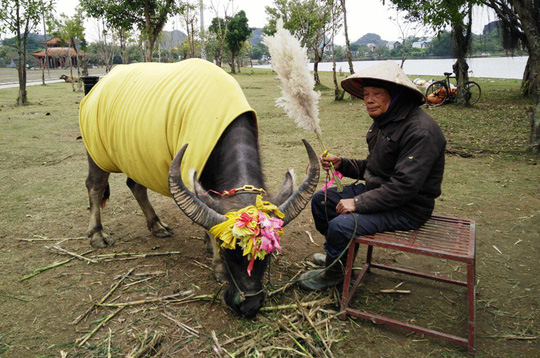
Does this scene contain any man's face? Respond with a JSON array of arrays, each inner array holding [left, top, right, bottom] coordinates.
[[363, 86, 392, 118]]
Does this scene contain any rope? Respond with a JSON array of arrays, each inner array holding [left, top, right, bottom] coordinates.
[[201, 185, 267, 198], [223, 174, 359, 301]]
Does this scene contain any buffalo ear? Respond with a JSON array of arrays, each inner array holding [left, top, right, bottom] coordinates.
[[192, 170, 224, 213], [271, 170, 295, 207]]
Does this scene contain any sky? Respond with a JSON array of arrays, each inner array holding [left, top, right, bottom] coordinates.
[[53, 0, 496, 45]]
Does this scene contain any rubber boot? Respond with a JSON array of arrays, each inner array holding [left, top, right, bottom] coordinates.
[[299, 256, 345, 291], [313, 244, 359, 266], [312, 253, 326, 266]]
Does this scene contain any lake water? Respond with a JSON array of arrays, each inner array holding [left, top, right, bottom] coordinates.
[[257, 56, 528, 80]]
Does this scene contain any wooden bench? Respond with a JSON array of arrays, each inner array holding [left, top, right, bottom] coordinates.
[[340, 215, 476, 354]]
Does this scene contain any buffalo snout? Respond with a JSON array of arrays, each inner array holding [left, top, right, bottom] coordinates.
[[224, 286, 265, 318]]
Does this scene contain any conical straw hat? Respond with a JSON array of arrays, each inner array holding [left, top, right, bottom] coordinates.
[[341, 60, 425, 105]]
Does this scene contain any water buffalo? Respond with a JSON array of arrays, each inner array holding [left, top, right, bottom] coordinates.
[[78, 58, 320, 317]]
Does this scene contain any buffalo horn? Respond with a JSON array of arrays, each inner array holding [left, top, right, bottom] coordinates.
[[168, 144, 226, 230], [278, 139, 320, 226]]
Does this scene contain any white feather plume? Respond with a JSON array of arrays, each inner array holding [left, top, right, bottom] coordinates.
[[262, 20, 322, 138]]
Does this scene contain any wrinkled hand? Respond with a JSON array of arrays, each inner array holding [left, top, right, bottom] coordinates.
[[320, 153, 341, 172], [336, 199, 356, 214]]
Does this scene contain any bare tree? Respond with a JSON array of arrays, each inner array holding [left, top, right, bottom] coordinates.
[[95, 18, 115, 72], [208, 0, 233, 67], [179, 1, 198, 58], [41, 10, 52, 84], [340, 0, 354, 74], [331, 0, 344, 100], [389, 9, 424, 68], [0, 0, 53, 105]]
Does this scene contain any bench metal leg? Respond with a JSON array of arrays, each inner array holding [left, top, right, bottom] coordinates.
[[366, 245, 373, 272], [467, 260, 476, 354]]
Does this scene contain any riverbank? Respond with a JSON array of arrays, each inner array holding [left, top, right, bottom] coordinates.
[[256, 56, 529, 79]]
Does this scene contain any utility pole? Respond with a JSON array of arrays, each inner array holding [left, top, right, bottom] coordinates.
[[200, 0, 206, 59]]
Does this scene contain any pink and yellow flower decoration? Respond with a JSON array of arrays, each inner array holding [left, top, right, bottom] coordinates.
[[209, 195, 284, 275]]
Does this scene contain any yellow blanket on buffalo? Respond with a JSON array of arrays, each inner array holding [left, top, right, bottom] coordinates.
[[79, 59, 256, 197]]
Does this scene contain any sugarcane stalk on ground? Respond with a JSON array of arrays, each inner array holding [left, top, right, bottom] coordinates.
[[19, 250, 93, 282], [73, 267, 135, 325], [77, 306, 125, 347]]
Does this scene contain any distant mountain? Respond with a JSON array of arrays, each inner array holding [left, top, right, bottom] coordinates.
[[2, 33, 46, 53], [354, 33, 386, 46], [159, 30, 187, 49], [249, 28, 263, 45], [483, 20, 502, 35]]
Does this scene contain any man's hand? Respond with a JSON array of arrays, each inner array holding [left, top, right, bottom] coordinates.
[[336, 199, 356, 214], [320, 153, 341, 172]]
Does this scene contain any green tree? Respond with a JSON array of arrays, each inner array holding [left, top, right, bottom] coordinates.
[[389, 0, 483, 105], [208, 16, 228, 67], [0, 0, 53, 105], [225, 10, 251, 74], [265, 0, 335, 85], [430, 30, 452, 57], [250, 42, 265, 61], [485, 1, 539, 99], [350, 42, 360, 58], [80, 0, 185, 62], [59, 8, 85, 91], [178, 0, 198, 58], [484, 0, 540, 153]]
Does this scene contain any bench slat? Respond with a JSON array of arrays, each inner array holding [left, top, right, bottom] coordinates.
[[355, 215, 475, 260]]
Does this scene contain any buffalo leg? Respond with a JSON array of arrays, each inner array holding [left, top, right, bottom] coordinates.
[[126, 178, 174, 238], [86, 154, 114, 248], [206, 232, 227, 283]]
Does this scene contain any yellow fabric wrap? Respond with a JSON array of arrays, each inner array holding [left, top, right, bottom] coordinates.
[[79, 58, 257, 196], [209, 195, 284, 258]]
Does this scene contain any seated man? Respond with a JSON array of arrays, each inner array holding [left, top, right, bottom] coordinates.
[[300, 61, 446, 291]]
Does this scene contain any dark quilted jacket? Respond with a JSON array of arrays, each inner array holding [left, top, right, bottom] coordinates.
[[339, 106, 446, 227]]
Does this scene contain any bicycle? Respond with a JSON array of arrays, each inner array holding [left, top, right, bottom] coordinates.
[[425, 72, 481, 107]]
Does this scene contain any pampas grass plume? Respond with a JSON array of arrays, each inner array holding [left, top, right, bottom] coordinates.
[[262, 20, 322, 138]]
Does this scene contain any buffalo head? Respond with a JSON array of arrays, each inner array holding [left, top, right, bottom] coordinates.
[[168, 140, 319, 317]]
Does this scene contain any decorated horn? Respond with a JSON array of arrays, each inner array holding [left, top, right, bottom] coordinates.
[[278, 139, 320, 225], [168, 144, 227, 230]]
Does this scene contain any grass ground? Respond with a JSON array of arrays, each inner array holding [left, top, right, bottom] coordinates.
[[0, 65, 538, 357]]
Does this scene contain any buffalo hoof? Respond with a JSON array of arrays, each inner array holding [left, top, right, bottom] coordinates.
[[89, 231, 115, 248], [151, 221, 174, 238]]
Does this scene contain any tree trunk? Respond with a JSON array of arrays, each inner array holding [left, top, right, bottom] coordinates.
[[341, 0, 354, 74], [332, 34, 339, 100], [145, 40, 154, 62], [313, 49, 321, 85], [42, 13, 48, 85], [16, 25, 27, 106], [530, 99, 540, 154], [486, 0, 539, 151], [520, 49, 540, 100], [230, 53, 236, 74], [68, 45, 75, 92], [120, 29, 128, 64], [451, 9, 472, 106], [510, 0, 540, 99], [73, 39, 82, 92], [17, 58, 27, 106]]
